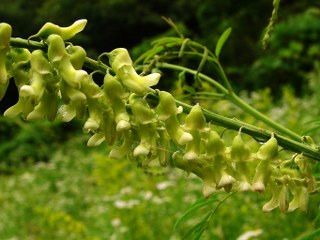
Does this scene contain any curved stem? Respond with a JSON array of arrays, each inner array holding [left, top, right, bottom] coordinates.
[[157, 62, 302, 141], [10, 37, 46, 50]]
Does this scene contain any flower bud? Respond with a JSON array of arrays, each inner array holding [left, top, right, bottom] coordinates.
[[130, 94, 155, 125], [218, 172, 236, 192], [57, 104, 76, 122], [262, 181, 288, 212], [60, 82, 87, 118], [173, 151, 217, 197], [119, 66, 160, 95], [256, 134, 278, 161], [101, 106, 117, 145], [288, 180, 309, 212], [213, 154, 236, 192], [81, 74, 102, 99], [184, 104, 207, 131], [252, 159, 272, 192], [103, 73, 130, 131], [20, 50, 52, 104], [231, 133, 251, 161], [27, 90, 58, 121], [204, 130, 225, 157], [67, 45, 87, 70], [47, 34, 86, 89], [133, 124, 158, 158], [0, 23, 12, 49], [108, 48, 160, 95], [30, 49, 52, 75], [87, 131, 105, 147], [231, 133, 252, 191], [109, 131, 134, 159], [0, 23, 12, 100], [182, 105, 208, 161], [83, 98, 102, 133], [156, 91, 182, 121], [164, 115, 193, 146], [30, 19, 87, 40], [10, 48, 31, 90], [156, 128, 171, 167], [59, 60, 87, 89], [108, 48, 133, 71], [47, 34, 66, 63], [103, 72, 127, 99]]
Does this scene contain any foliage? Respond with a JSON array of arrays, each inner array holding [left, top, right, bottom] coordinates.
[[0, 143, 319, 239], [0, 117, 83, 173], [246, 10, 320, 95]]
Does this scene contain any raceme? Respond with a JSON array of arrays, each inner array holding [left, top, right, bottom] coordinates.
[[0, 20, 317, 213]]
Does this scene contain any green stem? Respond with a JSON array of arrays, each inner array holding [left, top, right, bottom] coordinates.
[[230, 93, 301, 141], [157, 62, 228, 94], [175, 99, 320, 161], [10, 37, 108, 73], [157, 62, 302, 141], [10, 37, 46, 50]]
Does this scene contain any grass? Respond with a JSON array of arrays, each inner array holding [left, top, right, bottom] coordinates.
[[0, 131, 318, 240]]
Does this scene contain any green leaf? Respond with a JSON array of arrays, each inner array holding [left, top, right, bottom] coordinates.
[[215, 27, 232, 58], [181, 211, 213, 240], [295, 227, 320, 240], [302, 125, 320, 135], [174, 195, 219, 231]]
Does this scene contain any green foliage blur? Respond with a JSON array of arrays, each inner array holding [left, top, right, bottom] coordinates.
[[0, 118, 83, 174], [0, 138, 319, 239], [0, 0, 319, 94]]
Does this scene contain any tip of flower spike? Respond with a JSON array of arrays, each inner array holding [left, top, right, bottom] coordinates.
[[61, 19, 88, 40]]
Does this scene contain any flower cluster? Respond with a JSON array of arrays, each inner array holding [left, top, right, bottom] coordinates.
[[1, 21, 317, 212]]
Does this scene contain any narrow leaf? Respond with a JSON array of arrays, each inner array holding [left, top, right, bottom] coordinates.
[[215, 27, 232, 58], [295, 227, 320, 240], [302, 125, 320, 135], [181, 211, 212, 240], [174, 196, 219, 231]]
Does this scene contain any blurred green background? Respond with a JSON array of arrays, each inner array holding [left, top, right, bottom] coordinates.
[[0, 0, 320, 239]]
